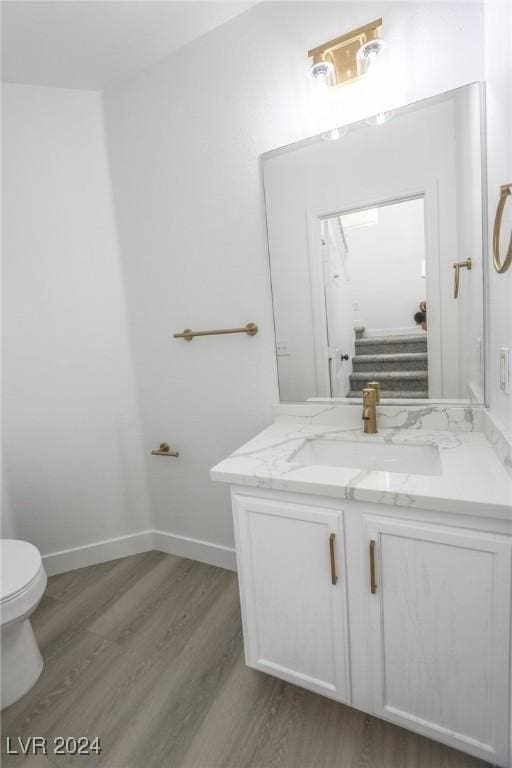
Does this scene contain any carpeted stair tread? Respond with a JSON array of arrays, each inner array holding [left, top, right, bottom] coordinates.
[[350, 370, 428, 380], [355, 335, 426, 346], [347, 390, 429, 399], [352, 352, 427, 363], [355, 335, 427, 356], [352, 352, 428, 373]]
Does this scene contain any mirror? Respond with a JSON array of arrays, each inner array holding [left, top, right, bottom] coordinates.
[[262, 83, 485, 404]]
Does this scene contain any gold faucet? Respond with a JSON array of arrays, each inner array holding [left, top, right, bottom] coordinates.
[[362, 387, 378, 434], [367, 380, 381, 403]]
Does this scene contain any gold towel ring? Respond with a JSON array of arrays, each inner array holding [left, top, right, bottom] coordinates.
[[493, 183, 512, 273]]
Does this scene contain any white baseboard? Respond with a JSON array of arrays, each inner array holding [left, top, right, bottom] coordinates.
[[43, 530, 155, 576], [153, 530, 237, 572], [42, 529, 237, 576]]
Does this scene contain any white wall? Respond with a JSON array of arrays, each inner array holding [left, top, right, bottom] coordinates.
[[484, 1, 512, 437], [342, 199, 426, 334], [2, 84, 151, 556], [103, 1, 487, 550], [1, 485, 16, 539]]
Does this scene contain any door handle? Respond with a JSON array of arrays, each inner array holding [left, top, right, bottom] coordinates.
[[453, 258, 472, 299], [369, 539, 377, 594], [329, 533, 337, 585]]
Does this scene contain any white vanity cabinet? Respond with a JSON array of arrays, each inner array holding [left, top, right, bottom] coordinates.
[[231, 489, 512, 767], [232, 493, 351, 704], [365, 515, 512, 765]]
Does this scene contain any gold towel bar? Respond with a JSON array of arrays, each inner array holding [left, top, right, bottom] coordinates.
[[151, 442, 179, 458], [493, 183, 512, 274], [173, 323, 258, 341]]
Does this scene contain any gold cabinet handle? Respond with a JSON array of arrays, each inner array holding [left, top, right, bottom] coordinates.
[[453, 258, 472, 299], [329, 533, 337, 585], [493, 183, 512, 274], [369, 539, 377, 594]]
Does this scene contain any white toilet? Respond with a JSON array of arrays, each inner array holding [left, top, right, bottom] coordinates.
[[1, 539, 47, 709]]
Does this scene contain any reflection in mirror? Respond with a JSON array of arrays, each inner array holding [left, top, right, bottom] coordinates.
[[263, 83, 485, 404], [320, 198, 427, 399]]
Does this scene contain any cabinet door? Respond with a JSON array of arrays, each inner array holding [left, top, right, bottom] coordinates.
[[233, 493, 350, 703], [365, 515, 511, 765]]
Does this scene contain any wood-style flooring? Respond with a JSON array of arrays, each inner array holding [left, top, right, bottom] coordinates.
[[1, 552, 492, 768]]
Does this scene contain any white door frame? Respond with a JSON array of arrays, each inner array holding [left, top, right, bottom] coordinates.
[[306, 183, 443, 399]]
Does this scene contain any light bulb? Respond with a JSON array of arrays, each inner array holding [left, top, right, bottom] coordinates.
[[321, 125, 348, 142], [366, 110, 393, 126], [309, 59, 335, 87], [356, 39, 388, 78], [356, 38, 393, 126]]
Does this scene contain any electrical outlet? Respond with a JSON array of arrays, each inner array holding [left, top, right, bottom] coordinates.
[[499, 348, 511, 394], [276, 340, 290, 356]]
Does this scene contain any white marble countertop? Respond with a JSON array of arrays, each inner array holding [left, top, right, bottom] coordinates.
[[211, 419, 512, 520]]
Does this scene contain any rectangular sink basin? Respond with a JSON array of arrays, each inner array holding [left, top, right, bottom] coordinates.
[[290, 438, 442, 476]]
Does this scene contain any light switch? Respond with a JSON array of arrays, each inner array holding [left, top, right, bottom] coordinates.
[[276, 340, 290, 356], [499, 348, 511, 394]]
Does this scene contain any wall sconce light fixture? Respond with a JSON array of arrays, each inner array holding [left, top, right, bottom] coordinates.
[[308, 18, 385, 88]]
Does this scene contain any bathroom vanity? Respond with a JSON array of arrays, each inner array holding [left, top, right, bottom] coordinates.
[[211, 405, 512, 767], [211, 79, 512, 765]]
